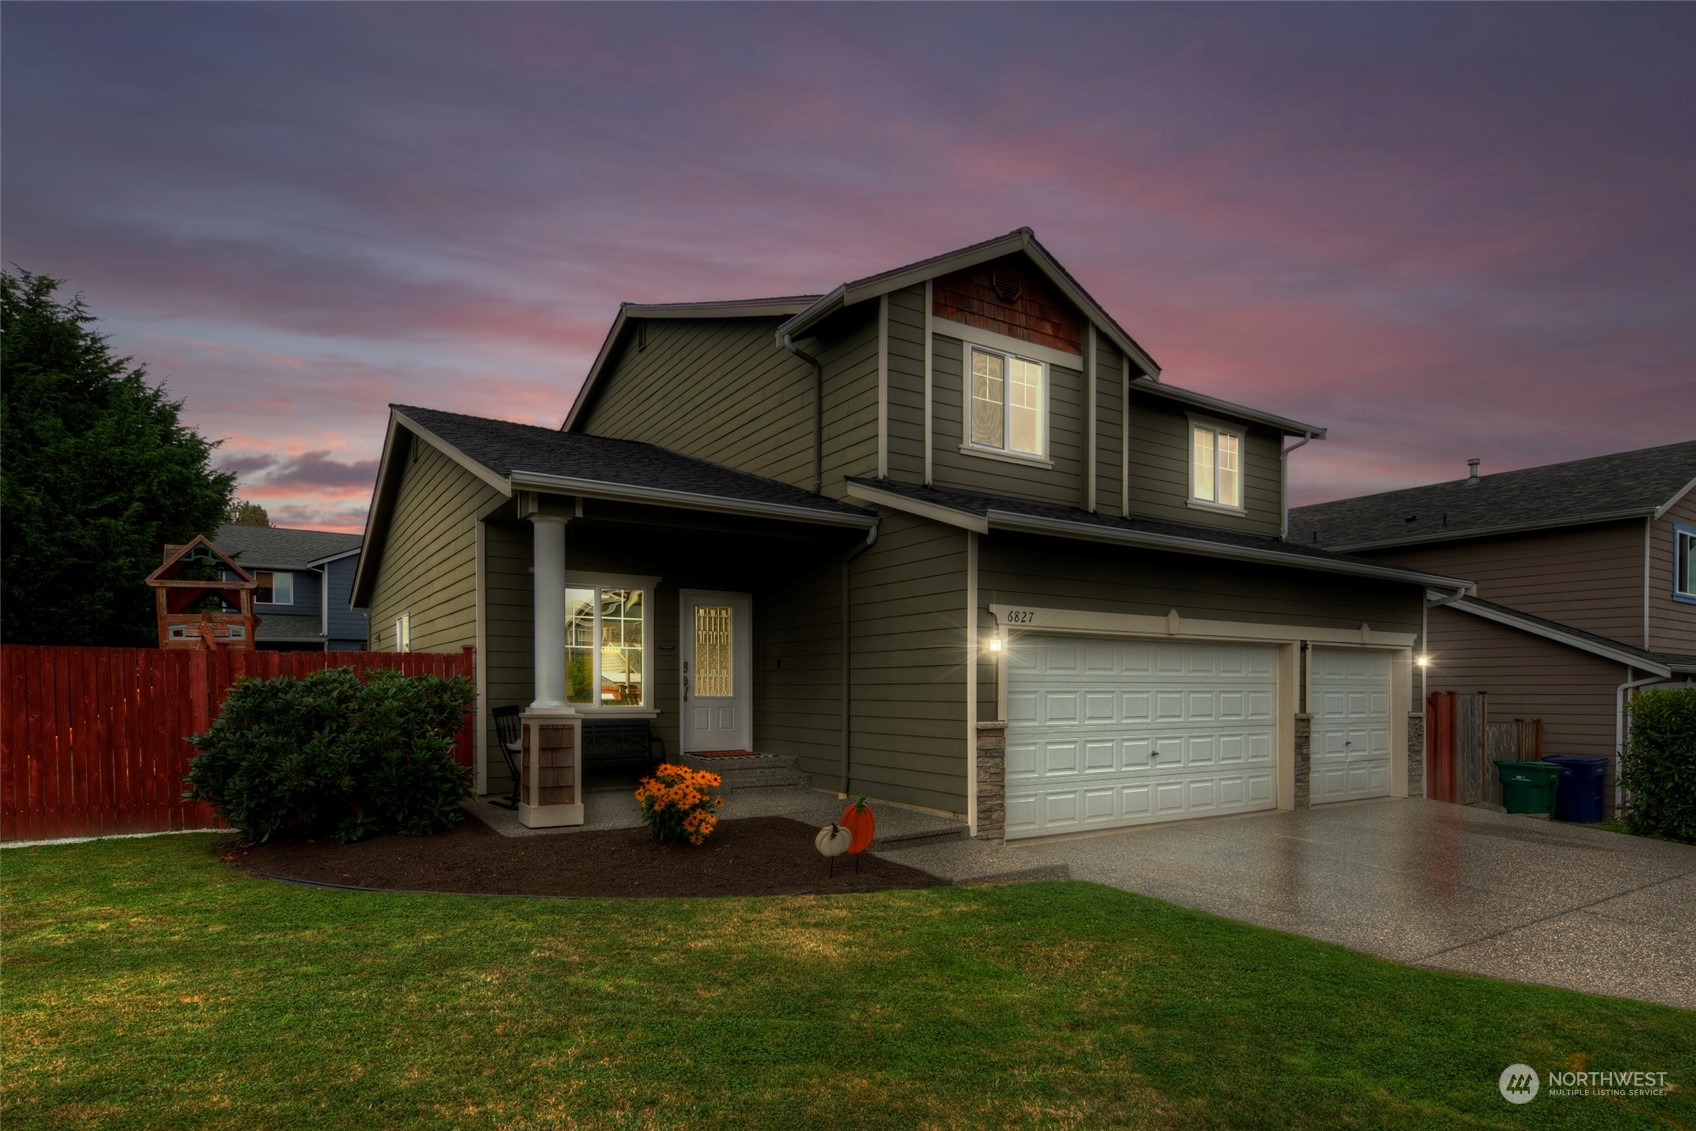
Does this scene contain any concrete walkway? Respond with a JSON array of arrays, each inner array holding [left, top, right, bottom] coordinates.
[[883, 798, 1696, 1010]]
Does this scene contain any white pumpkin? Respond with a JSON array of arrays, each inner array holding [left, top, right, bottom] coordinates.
[[815, 823, 851, 857]]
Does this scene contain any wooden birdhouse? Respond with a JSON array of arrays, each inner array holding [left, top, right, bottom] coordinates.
[[145, 535, 260, 650]]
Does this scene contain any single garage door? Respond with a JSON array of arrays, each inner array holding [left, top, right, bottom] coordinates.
[[1004, 636, 1278, 839], [1309, 647, 1392, 803]]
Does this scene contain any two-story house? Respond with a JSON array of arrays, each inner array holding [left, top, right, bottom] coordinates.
[[213, 524, 367, 651], [352, 229, 1469, 840], [1291, 444, 1696, 808]]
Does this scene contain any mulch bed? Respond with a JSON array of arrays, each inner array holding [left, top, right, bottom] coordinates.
[[225, 813, 945, 899]]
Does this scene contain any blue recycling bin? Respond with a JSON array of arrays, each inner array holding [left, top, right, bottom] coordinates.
[[1543, 755, 1609, 823]]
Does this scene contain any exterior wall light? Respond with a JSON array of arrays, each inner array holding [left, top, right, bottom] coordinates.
[[987, 635, 1003, 654], [1415, 654, 1430, 668]]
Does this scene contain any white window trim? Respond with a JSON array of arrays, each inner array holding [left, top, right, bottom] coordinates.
[[1187, 414, 1247, 515], [1674, 525, 1696, 604], [256, 569, 294, 605], [961, 342, 1052, 463], [563, 572, 659, 713], [395, 612, 410, 653]]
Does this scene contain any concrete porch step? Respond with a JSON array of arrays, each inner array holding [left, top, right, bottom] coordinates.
[[678, 752, 808, 791]]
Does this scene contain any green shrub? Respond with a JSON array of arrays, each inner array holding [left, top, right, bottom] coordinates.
[[185, 667, 475, 844], [1618, 686, 1696, 844]]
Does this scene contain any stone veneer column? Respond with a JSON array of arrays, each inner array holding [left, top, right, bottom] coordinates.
[[521, 512, 582, 828], [1293, 712, 1312, 809], [1407, 712, 1426, 799], [975, 722, 1007, 841]]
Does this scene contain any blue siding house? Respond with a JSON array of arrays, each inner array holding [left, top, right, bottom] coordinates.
[[213, 524, 367, 651]]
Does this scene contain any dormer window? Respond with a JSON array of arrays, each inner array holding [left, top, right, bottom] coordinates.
[[968, 345, 1046, 459], [1190, 421, 1244, 512]]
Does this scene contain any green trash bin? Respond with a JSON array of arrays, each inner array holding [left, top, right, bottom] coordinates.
[[1496, 760, 1562, 816]]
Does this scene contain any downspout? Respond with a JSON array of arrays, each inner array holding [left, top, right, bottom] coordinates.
[[783, 333, 825, 495], [1616, 671, 1666, 813], [1280, 433, 1315, 539], [840, 522, 879, 794]]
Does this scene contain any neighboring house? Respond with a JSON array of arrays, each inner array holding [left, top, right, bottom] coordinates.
[[212, 524, 367, 651], [1291, 443, 1696, 806], [353, 228, 1469, 840]]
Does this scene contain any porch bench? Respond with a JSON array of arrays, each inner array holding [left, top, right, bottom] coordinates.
[[581, 717, 665, 775]]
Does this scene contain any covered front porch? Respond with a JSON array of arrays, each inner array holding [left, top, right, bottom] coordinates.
[[475, 488, 877, 814]]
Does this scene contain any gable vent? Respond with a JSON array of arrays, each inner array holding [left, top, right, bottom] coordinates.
[[991, 263, 1023, 303]]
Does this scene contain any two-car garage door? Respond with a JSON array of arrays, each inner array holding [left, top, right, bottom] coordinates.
[[1004, 636, 1279, 839], [1003, 636, 1394, 839]]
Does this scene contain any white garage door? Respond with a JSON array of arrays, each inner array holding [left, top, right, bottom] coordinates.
[[1309, 648, 1392, 803], [1004, 636, 1278, 839]]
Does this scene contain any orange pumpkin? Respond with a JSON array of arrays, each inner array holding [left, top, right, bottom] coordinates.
[[837, 796, 875, 854]]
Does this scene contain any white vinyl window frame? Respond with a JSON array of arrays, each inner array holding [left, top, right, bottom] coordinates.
[[1188, 416, 1247, 514], [563, 571, 660, 713], [1675, 525, 1696, 604], [394, 612, 411, 653], [937, 319, 1075, 469], [255, 570, 294, 605], [964, 344, 1049, 462]]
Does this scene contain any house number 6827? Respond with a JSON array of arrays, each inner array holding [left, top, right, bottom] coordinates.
[[1003, 608, 1037, 625]]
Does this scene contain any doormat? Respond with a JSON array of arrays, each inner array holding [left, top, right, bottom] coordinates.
[[687, 750, 761, 759]]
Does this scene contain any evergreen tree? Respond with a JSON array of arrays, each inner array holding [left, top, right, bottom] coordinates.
[[2, 267, 235, 645]]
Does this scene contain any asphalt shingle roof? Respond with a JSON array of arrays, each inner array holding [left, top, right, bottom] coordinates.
[[253, 614, 324, 642], [1452, 595, 1696, 674], [395, 406, 870, 519], [849, 478, 1464, 580], [1290, 441, 1696, 551], [214, 524, 362, 570]]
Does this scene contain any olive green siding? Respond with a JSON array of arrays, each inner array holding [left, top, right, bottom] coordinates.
[[975, 532, 1425, 721], [753, 557, 843, 787], [1127, 393, 1283, 537], [481, 519, 534, 795], [847, 512, 970, 812], [366, 437, 503, 653], [930, 332, 1086, 506], [886, 285, 927, 483], [1094, 343, 1124, 514], [579, 318, 817, 490], [817, 304, 880, 498]]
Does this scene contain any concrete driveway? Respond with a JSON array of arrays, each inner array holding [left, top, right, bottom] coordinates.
[[884, 798, 1696, 1009]]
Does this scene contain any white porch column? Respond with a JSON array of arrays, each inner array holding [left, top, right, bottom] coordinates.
[[522, 511, 582, 828], [530, 514, 570, 710]]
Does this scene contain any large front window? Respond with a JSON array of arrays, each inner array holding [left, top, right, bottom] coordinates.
[[1191, 423, 1243, 510], [566, 585, 647, 706], [969, 346, 1046, 458]]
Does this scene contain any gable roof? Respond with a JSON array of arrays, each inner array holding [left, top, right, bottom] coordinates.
[[776, 227, 1161, 378], [845, 477, 1472, 593], [353, 404, 876, 606], [147, 534, 254, 586], [1290, 441, 1696, 552], [213, 524, 363, 571], [1446, 595, 1695, 677], [563, 295, 822, 431]]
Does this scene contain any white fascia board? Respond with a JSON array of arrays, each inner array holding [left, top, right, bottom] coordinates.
[[844, 481, 989, 533], [1654, 475, 1696, 521], [510, 471, 876, 528], [390, 412, 513, 495], [1129, 376, 1326, 439], [305, 547, 361, 568], [1446, 599, 1671, 676], [1330, 509, 1656, 553], [562, 306, 631, 432], [988, 603, 1418, 648], [985, 510, 1472, 590]]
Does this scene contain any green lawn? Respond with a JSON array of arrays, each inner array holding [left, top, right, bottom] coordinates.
[[4, 836, 1691, 1130]]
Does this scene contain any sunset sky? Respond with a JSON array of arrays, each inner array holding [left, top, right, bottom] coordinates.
[[4, 3, 1692, 533]]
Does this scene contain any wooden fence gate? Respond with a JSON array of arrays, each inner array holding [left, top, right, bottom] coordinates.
[[1425, 691, 1543, 806], [1, 645, 475, 842]]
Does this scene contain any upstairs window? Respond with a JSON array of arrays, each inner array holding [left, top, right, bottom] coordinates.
[[1191, 423, 1244, 511], [255, 570, 293, 605], [565, 578, 654, 708], [1676, 526, 1695, 603], [968, 345, 1046, 459]]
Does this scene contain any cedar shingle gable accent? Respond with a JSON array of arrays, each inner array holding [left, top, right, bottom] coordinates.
[[932, 253, 1083, 354]]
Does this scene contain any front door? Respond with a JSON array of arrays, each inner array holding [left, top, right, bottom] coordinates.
[[680, 590, 752, 753]]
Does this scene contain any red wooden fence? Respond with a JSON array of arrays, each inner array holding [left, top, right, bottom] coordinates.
[[1, 645, 475, 842]]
